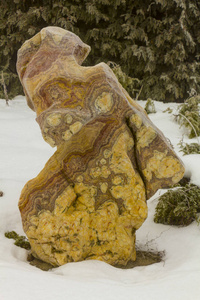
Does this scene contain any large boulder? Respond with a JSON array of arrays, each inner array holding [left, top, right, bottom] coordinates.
[[17, 27, 185, 266]]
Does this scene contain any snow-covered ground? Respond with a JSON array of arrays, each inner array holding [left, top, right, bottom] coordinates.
[[0, 96, 200, 300]]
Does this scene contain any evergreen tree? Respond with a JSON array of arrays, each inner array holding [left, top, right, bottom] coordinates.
[[0, 0, 200, 102]]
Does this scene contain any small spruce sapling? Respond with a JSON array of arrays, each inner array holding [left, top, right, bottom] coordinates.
[[144, 98, 156, 114], [154, 184, 200, 226], [175, 95, 200, 138], [107, 62, 141, 98]]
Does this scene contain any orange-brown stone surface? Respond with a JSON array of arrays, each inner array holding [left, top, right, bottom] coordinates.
[[17, 27, 185, 267]]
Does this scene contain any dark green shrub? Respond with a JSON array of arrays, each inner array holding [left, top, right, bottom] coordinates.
[[154, 184, 200, 226], [175, 95, 200, 138], [107, 62, 141, 98], [1, 0, 200, 101]]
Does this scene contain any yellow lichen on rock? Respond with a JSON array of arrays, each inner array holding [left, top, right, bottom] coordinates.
[[143, 150, 184, 181], [112, 175, 123, 185], [46, 113, 62, 127], [64, 114, 73, 124], [43, 135, 56, 147], [26, 194, 138, 266], [54, 185, 77, 215], [100, 182, 108, 193], [137, 125, 157, 151], [62, 130, 73, 141], [130, 113, 143, 129], [103, 149, 112, 159], [69, 121, 82, 134], [95, 92, 113, 113]]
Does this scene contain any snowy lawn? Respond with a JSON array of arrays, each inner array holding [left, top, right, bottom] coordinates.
[[0, 96, 200, 300]]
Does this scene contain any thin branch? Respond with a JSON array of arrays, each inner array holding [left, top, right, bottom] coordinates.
[[135, 85, 143, 101]]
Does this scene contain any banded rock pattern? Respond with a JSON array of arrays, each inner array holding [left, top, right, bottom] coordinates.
[[17, 27, 185, 267]]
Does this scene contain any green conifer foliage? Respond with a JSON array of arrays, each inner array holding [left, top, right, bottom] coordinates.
[[5, 230, 31, 250], [178, 142, 200, 155], [144, 98, 156, 114], [175, 95, 200, 138], [154, 184, 200, 226], [1, 0, 200, 101]]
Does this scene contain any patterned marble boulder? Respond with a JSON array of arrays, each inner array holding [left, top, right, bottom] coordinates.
[[17, 27, 185, 267]]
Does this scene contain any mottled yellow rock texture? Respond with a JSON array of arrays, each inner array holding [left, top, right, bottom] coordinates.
[[17, 27, 185, 267]]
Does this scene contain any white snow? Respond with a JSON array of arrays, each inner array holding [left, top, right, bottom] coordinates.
[[0, 97, 200, 300]]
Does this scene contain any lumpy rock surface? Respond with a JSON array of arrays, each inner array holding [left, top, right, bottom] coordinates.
[[17, 27, 184, 266]]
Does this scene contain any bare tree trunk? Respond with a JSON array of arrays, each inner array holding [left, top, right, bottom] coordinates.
[[1, 71, 9, 105]]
